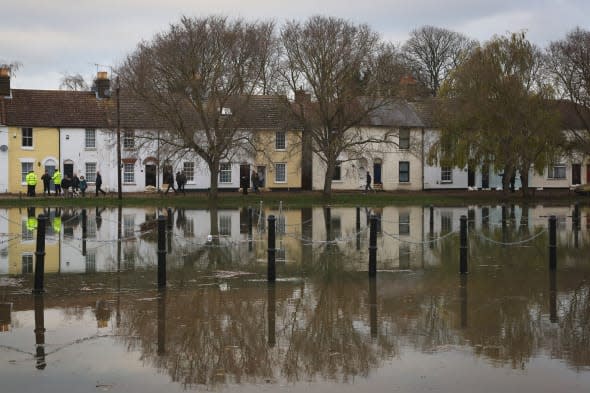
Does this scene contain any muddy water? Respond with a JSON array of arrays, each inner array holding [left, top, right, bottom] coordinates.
[[0, 204, 589, 392]]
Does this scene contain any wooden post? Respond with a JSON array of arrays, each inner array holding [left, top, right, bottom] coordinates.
[[267, 215, 276, 282], [157, 215, 167, 288], [460, 215, 468, 274], [81, 208, 87, 257], [369, 215, 378, 277], [33, 215, 47, 294], [549, 215, 557, 271]]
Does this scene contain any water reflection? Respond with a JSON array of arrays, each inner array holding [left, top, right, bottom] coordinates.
[[0, 204, 590, 390]]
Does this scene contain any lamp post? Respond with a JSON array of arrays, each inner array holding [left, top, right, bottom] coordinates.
[[116, 77, 122, 200]]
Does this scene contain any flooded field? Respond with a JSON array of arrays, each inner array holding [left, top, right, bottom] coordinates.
[[1, 203, 589, 392]]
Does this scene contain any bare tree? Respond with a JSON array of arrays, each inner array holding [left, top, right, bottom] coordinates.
[[118, 16, 276, 200], [547, 27, 590, 154], [60, 73, 89, 91], [402, 25, 477, 97], [281, 16, 405, 197]]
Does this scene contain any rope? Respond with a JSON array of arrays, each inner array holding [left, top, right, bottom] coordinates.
[[474, 228, 547, 246]]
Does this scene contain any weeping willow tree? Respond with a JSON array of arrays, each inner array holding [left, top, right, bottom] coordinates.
[[430, 32, 563, 196]]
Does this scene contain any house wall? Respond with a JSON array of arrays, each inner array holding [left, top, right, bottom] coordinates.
[[311, 127, 423, 191], [8, 126, 59, 193], [423, 129, 468, 190], [255, 130, 302, 189]]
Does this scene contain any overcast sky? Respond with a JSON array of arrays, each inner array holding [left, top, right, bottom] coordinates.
[[2, 0, 589, 90]]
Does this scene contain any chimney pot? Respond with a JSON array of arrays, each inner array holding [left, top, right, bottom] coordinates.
[[95, 72, 111, 99], [0, 67, 10, 97]]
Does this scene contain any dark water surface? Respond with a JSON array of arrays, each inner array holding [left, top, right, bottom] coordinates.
[[0, 204, 589, 392]]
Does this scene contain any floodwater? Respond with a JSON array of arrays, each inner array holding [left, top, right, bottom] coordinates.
[[0, 203, 589, 393]]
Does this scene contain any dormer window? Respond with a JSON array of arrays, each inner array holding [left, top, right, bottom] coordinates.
[[221, 107, 232, 116]]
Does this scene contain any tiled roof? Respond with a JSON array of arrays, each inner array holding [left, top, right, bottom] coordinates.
[[1, 89, 109, 128], [362, 99, 425, 128]]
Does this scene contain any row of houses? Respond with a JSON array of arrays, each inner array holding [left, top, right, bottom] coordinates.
[[1, 69, 588, 194]]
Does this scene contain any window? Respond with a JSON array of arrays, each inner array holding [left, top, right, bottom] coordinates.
[[441, 212, 453, 234], [332, 162, 342, 181], [183, 162, 194, 182], [21, 220, 34, 241], [219, 163, 231, 183], [399, 161, 410, 183], [399, 128, 410, 150], [85, 128, 96, 148], [275, 131, 286, 150], [123, 163, 135, 183], [85, 251, 96, 273], [123, 130, 135, 149], [219, 215, 232, 236], [22, 254, 34, 274], [275, 163, 286, 183], [123, 215, 135, 238], [548, 164, 566, 180], [85, 163, 97, 182], [399, 212, 410, 235], [22, 128, 33, 147], [441, 167, 452, 183], [21, 162, 33, 183]]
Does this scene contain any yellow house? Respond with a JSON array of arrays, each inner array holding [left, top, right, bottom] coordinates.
[[6, 208, 60, 275], [254, 128, 302, 190]]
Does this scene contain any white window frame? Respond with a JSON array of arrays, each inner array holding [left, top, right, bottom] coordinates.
[[399, 212, 410, 235], [22, 253, 34, 274], [399, 128, 410, 150], [219, 163, 232, 184], [123, 130, 135, 149], [548, 164, 566, 180], [219, 215, 232, 236], [183, 162, 195, 182], [275, 163, 287, 183], [85, 162, 97, 183], [85, 128, 96, 149], [275, 131, 286, 150], [21, 161, 34, 183], [123, 163, 135, 184], [22, 127, 33, 148], [441, 166, 453, 183]]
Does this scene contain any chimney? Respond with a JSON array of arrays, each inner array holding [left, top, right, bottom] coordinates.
[[94, 71, 111, 98], [295, 89, 311, 104], [0, 67, 10, 97]]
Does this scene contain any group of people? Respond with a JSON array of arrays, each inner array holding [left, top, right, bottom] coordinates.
[[164, 171, 187, 195], [26, 169, 106, 197]]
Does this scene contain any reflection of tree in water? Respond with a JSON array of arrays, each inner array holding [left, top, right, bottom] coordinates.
[[114, 276, 398, 388], [558, 284, 590, 369]]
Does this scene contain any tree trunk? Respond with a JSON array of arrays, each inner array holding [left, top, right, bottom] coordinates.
[[520, 170, 530, 197], [208, 160, 219, 201], [501, 165, 512, 196], [323, 159, 335, 198]]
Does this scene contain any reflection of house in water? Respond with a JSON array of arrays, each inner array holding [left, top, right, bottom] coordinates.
[[0, 303, 11, 332]]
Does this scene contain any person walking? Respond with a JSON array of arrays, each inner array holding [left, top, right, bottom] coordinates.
[[61, 175, 72, 198], [79, 175, 88, 197], [177, 171, 186, 194], [365, 171, 373, 193], [95, 171, 106, 196], [41, 170, 51, 195], [52, 168, 62, 196], [72, 173, 80, 196], [164, 171, 176, 194], [251, 170, 259, 193], [26, 170, 37, 197]]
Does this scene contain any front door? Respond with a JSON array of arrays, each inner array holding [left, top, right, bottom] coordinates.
[[64, 163, 73, 179], [572, 164, 581, 185], [373, 163, 382, 185], [468, 168, 475, 188], [44, 164, 56, 192], [145, 164, 156, 187], [482, 165, 489, 189], [240, 164, 250, 189]]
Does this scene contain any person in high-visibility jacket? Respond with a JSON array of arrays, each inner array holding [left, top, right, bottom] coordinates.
[[25, 170, 37, 197], [52, 169, 62, 196], [26, 215, 38, 231]]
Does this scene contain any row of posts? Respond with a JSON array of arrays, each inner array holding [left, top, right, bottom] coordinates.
[[31, 203, 575, 292]]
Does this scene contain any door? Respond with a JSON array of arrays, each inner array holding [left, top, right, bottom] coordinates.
[[373, 163, 382, 185], [468, 168, 475, 188], [145, 164, 156, 187], [481, 165, 489, 189], [587, 164, 590, 184], [63, 163, 73, 179], [44, 164, 56, 192], [257, 166, 266, 188], [572, 164, 581, 185], [240, 164, 250, 189]]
